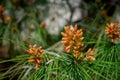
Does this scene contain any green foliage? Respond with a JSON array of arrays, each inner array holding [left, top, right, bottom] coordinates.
[[0, 0, 120, 80]]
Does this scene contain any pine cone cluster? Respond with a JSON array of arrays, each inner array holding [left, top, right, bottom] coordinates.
[[84, 48, 96, 61], [26, 45, 44, 69], [0, 5, 11, 24], [61, 25, 84, 57], [0, 5, 4, 19], [105, 23, 120, 43]]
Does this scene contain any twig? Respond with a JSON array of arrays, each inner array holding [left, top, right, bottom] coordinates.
[[46, 59, 54, 65], [66, 0, 75, 24], [21, 67, 32, 80], [7, 66, 33, 74], [44, 50, 61, 57], [46, 41, 62, 50]]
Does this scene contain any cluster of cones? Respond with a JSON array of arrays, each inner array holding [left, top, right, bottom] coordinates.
[[105, 22, 120, 43], [26, 45, 44, 69], [26, 22, 120, 69], [0, 5, 11, 24], [61, 25, 95, 61]]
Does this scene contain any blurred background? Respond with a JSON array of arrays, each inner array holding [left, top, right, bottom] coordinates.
[[0, 0, 120, 71]]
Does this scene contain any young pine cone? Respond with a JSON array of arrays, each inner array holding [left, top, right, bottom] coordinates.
[[105, 23, 120, 43], [26, 44, 44, 69], [61, 25, 84, 57]]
